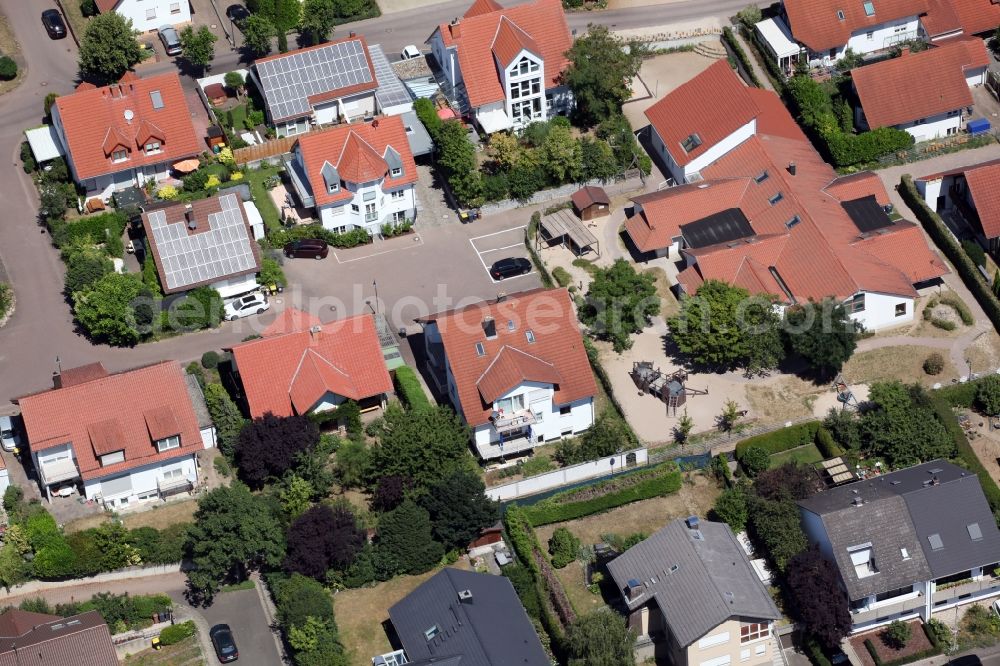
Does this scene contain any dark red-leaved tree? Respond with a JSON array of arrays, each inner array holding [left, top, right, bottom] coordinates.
[[753, 462, 823, 502], [235, 413, 319, 488], [785, 546, 852, 649], [283, 504, 365, 580], [371, 475, 412, 513]]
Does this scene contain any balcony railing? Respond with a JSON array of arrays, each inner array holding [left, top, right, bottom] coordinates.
[[475, 433, 538, 460], [39, 458, 80, 486], [933, 577, 1000, 604], [490, 410, 537, 434], [157, 476, 194, 498], [850, 595, 925, 626]]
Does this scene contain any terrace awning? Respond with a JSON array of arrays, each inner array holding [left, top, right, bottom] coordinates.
[[756, 17, 801, 59], [25, 126, 64, 162]]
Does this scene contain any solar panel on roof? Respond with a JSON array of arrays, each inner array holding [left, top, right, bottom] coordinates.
[[680, 208, 755, 249]]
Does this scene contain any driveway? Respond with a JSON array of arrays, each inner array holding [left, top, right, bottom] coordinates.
[[189, 583, 283, 666]]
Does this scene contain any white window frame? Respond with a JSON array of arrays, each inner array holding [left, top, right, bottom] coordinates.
[[740, 622, 771, 644], [496, 394, 525, 414], [698, 632, 730, 649], [145, 141, 161, 155], [170, 2, 181, 13], [162, 468, 183, 480], [390, 189, 405, 200], [390, 167, 402, 177], [146, 7, 157, 20], [112, 149, 128, 163], [156, 435, 180, 452]]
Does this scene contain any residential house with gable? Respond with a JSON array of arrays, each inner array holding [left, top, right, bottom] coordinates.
[[416, 288, 596, 459], [51, 72, 201, 202], [15, 362, 210, 508], [852, 38, 988, 142], [140, 193, 262, 299], [628, 60, 947, 331], [228, 309, 393, 419], [427, 0, 573, 133], [284, 115, 418, 233], [382, 568, 549, 665], [252, 36, 381, 137], [916, 158, 1000, 253], [798, 460, 1000, 631], [96, 0, 191, 32], [607, 517, 782, 664], [0, 608, 119, 666]]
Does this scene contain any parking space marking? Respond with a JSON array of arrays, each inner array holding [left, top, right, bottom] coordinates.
[[477, 242, 525, 255], [333, 234, 424, 264], [469, 226, 533, 284]]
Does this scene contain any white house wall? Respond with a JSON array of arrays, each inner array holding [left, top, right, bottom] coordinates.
[[966, 65, 987, 87], [651, 119, 756, 184], [314, 101, 340, 126], [199, 426, 217, 449], [83, 454, 198, 506], [471, 380, 594, 453], [317, 183, 416, 233], [849, 291, 913, 331], [0, 468, 8, 498], [115, 0, 191, 33], [429, 32, 460, 89], [844, 17, 920, 56], [213, 273, 259, 299], [896, 112, 961, 143]]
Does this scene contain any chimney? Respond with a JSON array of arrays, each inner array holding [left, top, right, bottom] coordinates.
[[349, 31, 356, 37], [787, 162, 797, 176], [482, 317, 496, 339], [931, 476, 940, 486], [685, 515, 700, 530], [458, 589, 473, 603], [626, 579, 644, 601], [496, 291, 507, 303], [309, 324, 322, 336], [185, 205, 196, 230]]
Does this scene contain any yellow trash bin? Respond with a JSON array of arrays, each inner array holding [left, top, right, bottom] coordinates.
[[151, 637, 161, 650]]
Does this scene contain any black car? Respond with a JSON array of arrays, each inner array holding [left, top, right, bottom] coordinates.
[[41, 9, 67, 40], [226, 4, 251, 26], [948, 657, 983, 666], [284, 239, 329, 259], [490, 257, 532, 280], [210, 624, 238, 663]]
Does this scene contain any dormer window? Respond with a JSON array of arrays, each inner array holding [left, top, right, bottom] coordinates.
[[848, 543, 878, 578], [145, 141, 161, 155], [329, 181, 339, 193], [836, 9, 845, 19], [100, 450, 125, 466], [156, 435, 180, 452], [681, 133, 702, 153], [112, 148, 128, 163], [391, 167, 402, 177]]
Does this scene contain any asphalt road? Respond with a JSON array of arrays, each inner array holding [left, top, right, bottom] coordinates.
[[0, 0, 736, 403]]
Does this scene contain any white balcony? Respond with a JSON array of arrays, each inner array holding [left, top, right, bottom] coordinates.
[[490, 410, 537, 434], [39, 458, 80, 486]]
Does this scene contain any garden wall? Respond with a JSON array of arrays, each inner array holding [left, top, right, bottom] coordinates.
[[485, 447, 649, 501], [480, 173, 644, 217]]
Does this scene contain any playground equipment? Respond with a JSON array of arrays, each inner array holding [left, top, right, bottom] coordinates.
[[630, 362, 708, 416], [833, 374, 859, 410]]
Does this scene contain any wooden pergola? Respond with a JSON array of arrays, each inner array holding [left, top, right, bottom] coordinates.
[[537, 208, 600, 256]]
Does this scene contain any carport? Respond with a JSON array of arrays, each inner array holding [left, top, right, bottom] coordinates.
[[537, 208, 600, 256], [24, 126, 64, 164]]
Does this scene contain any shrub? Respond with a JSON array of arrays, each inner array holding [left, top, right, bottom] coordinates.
[[159, 620, 196, 645], [266, 224, 371, 250], [734, 421, 821, 457], [548, 527, 580, 568], [552, 266, 573, 288], [941, 292, 975, 325], [739, 445, 770, 477], [963, 240, 987, 268], [814, 427, 843, 458], [201, 350, 221, 369], [20, 141, 36, 173], [0, 57, 17, 81], [260, 257, 286, 288], [885, 620, 911, 649], [213, 456, 232, 477], [975, 375, 1000, 415], [923, 353, 945, 376], [157, 185, 179, 200], [393, 367, 431, 411], [80, 0, 98, 16], [521, 464, 682, 525]]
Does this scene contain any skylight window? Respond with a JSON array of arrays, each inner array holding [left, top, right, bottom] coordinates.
[[507, 319, 515, 332], [928, 533, 944, 551], [863, 1, 875, 16], [754, 170, 770, 184], [769, 192, 784, 206], [837, 9, 845, 19], [424, 626, 440, 641], [968, 523, 983, 541], [525, 330, 536, 343], [681, 133, 703, 153], [785, 215, 801, 229], [900, 547, 910, 560], [475, 342, 486, 357]]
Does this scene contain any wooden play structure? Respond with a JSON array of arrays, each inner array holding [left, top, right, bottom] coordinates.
[[833, 374, 859, 410], [629, 362, 708, 416]]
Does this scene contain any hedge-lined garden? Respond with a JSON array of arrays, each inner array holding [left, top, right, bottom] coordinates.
[[264, 223, 372, 250], [519, 462, 682, 525], [393, 367, 431, 411]]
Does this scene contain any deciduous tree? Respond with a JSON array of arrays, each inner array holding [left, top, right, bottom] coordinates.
[[180, 25, 218, 74], [541, 125, 583, 183], [242, 15, 276, 57], [785, 547, 852, 650], [300, 0, 337, 45], [784, 299, 860, 379], [79, 13, 143, 84], [371, 475, 411, 512], [976, 375, 1000, 415], [859, 382, 954, 467], [73, 273, 145, 346], [752, 462, 822, 502], [564, 25, 645, 126], [64, 249, 113, 298], [184, 483, 285, 602], [235, 414, 320, 488], [565, 610, 636, 666], [711, 488, 749, 532], [366, 404, 470, 491], [580, 259, 659, 352], [283, 504, 365, 580], [747, 498, 807, 572]]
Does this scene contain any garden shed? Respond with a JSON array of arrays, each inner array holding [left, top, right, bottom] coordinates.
[[571, 185, 611, 221]]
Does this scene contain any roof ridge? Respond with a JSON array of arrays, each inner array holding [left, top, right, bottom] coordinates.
[[475, 344, 508, 386], [504, 344, 556, 368]]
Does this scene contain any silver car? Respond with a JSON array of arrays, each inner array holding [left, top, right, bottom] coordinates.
[[0, 415, 21, 452], [159, 25, 182, 56]]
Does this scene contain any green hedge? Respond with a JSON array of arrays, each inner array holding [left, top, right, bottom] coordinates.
[[735, 421, 821, 458], [158, 620, 196, 646], [805, 636, 832, 666], [393, 366, 431, 411], [51, 212, 128, 256], [526, 213, 554, 288], [722, 27, 762, 88], [900, 174, 1000, 333], [928, 391, 1000, 518], [520, 464, 682, 526], [937, 379, 979, 408], [503, 505, 565, 646], [265, 224, 371, 250]]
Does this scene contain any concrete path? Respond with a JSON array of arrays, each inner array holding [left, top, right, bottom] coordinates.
[[734, 31, 775, 92]]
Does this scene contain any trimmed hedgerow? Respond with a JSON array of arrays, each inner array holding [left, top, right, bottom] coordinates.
[[734, 421, 821, 457], [393, 366, 431, 411]]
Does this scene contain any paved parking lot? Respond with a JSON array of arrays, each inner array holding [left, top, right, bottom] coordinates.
[[469, 226, 535, 284], [181, 585, 282, 666], [281, 216, 541, 334]]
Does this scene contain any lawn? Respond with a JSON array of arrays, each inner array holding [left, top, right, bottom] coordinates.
[[122, 635, 203, 666], [553, 560, 607, 615], [246, 166, 282, 233], [333, 560, 473, 663], [843, 345, 958, 387], [65, 498, 198, 534], [57, 0, 90, 46], [533, 472, 720, 548], [744, 376, 822, 422], [0, 15, 25, 97], [769, 443, 824, 466]]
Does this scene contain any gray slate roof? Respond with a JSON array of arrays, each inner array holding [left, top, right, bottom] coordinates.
[[183, 373, 212, 430], [606, 519, 781, 648], [388, 568, 548, 666], [798, 460, 1000, 601]]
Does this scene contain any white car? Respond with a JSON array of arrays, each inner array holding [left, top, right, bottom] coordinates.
[[400, 44, 421, 60], [224, 292, 270, 321], [0, 415, 21, 453]]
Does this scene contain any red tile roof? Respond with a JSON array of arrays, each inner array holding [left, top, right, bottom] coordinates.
[[965, 162, 1000, 237], [0, 611, 59, 638], [53, 72, 201, 182], [465, 0, 503, 17], [492, 16, 541, 66], [853, 40, 987, 128], [418, 289, 596, 427], [95, 0, 120, 12], [230, 314, 392, 418], [571, 186, 610, 210], [784, 0, 927, 52], [946, 0, 1000, 35], [435, 0, 572, 108], [295, 116, 417, 207], [645, 60, 759, 168], [263, 307, 322, 337], [921, 0, 964, 36], [16, 362, 203, 482], [56, 362, 109, 388], [628, 63, 947, 303]]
